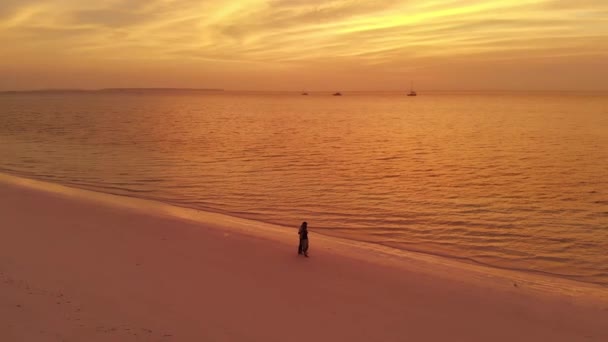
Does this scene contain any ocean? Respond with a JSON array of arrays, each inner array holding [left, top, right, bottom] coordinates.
[[1, 91, 607, 286]]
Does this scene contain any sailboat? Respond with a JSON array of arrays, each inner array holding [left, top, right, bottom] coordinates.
[[407, 82, 417, 96]]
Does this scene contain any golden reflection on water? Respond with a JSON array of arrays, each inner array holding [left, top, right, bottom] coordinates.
[[1, 92, 607, 285]]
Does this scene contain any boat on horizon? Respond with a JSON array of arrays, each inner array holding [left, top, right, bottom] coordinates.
[[333, 92, 342, 96], [301, 91, 309, 95]]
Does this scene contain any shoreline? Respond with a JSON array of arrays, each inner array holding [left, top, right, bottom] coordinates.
[[1, 172, 606, 301], [1, 171, 607, 293], [2, 172, 608, 341]]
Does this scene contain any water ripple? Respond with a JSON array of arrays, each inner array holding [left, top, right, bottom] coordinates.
[[1, 92, 607, 286]]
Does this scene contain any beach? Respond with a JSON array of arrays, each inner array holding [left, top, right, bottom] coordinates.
[[1, 173, 607, 341], [3, 0, 608, 340]]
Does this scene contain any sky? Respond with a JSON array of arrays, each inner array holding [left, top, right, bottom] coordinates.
[[1, 0, 607, 91]]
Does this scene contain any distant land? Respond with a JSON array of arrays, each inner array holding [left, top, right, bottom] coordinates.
[[2, 88, 607, 95], [0, 88, 224, 94]]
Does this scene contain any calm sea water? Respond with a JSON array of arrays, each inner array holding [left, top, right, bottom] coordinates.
[[1, 91, 607, 285]]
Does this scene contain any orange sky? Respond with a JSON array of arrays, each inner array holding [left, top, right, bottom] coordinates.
[[1, 0, 607, 91]]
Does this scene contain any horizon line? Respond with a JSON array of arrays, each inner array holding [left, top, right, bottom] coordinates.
[[2, 88, 608, 94]]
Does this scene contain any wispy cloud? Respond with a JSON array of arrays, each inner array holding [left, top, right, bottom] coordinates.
[[1, 0, 607, 90]]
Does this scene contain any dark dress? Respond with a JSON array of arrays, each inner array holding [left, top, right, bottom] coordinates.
[[299, 229, 309, 255]]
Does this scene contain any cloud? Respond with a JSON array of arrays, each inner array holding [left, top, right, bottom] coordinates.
[[0, 0, 607, 90]]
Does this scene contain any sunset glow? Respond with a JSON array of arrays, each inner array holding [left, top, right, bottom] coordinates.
[[1, 0, 607, 90]]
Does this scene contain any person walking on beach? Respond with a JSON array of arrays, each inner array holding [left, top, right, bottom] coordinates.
[[298, 221, 309, 257]]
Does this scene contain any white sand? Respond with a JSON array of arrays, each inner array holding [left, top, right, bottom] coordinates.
[[1, 174, 607, 341]]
